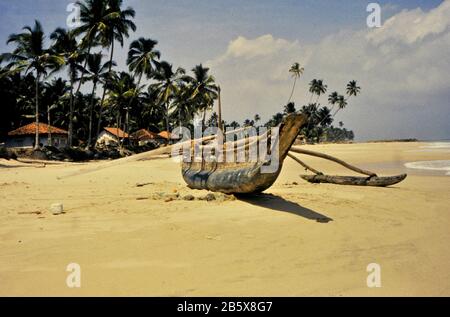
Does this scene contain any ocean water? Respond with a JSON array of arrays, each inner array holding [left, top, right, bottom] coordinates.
[[405, 141, 450, 176], [419, 141, 450, 150], [405, 160, 450, 176]]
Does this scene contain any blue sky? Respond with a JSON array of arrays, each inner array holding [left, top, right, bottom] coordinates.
[[0, 0, 442, 67], [0, 0, 449, 140]]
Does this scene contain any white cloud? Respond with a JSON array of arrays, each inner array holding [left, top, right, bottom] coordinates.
[[367, 0, 450, 45], [218, 34, 300, 60], [207, 1, 450, 140]]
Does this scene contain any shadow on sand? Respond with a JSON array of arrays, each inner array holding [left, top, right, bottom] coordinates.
[[237, 193, 333, 223]]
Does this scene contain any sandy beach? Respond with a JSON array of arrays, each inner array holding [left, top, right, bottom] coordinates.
[[0, 141, 449, 296]]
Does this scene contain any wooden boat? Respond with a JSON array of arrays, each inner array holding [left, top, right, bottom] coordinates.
[[181, 112, 407, 193], [182, 113, 308, 194]]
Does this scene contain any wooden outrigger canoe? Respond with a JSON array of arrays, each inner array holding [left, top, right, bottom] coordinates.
[[182, 113, 308, 194], [181, 113, 407, 194]]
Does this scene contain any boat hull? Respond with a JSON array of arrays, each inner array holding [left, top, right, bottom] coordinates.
[[181, 113, 308, 194], [182, 162, 283, 194]]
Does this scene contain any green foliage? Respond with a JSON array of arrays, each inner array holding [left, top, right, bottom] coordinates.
[[0, 2, 359, 148]]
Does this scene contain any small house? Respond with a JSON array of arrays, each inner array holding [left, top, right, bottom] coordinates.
[[6, 123, 68, 149], [158, 131, 181, 144], [131, 129, 165, 146], [96, 127, 129, 147]]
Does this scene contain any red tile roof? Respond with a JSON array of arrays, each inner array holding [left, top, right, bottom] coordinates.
[[131, 129, 161, 141], [8, 123, 68, 136], [104, 127, 129, 138], [158, 131, 172, 140]]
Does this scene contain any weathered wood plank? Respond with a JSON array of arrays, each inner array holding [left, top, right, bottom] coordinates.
[[300, 174, 408, 187]]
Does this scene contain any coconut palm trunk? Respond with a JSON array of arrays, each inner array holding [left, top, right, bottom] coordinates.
[[74, 44, 92, 96], [202, 107, 208, 128], [68, 75, 75, 147], [47, 104, 52, 147], [116, 113, 121, 144], [218, 86, 223, 131], [68, 45, 91, 148], [288, 76, 297, 104], [96, 35, 115, 141], [34, 72, 40, 149], [333, 97, 349, 118], [124, 72, 143, 140], [165, 102, 170, 145], [96, 85, 107, 141], [87, 80, 98, 148]]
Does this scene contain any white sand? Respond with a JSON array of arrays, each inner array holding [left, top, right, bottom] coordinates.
[[0, 142, 449, 296]]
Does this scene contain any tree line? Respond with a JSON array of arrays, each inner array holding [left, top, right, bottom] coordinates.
[[0, 0, 219, 149], [0, 0, 359, 150]]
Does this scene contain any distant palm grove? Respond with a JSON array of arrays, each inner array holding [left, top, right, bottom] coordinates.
[[0, 0, 358, 154]]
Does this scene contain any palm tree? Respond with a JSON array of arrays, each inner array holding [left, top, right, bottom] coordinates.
[[301, 103, 321, 140], [0, 72, 39, 134], [102, 0, 136, 67], [346, 80, 361, 98], [73, 0, 109, 103], [333, 95, 348, 117], [50, 27, 84, 147], [141, 85, 166, 130], [301, 104, 319, 122], [172, 82, 195, 127], [96, 0, 136, 138], [43, 78, 69, 145], [318, 106, 332, 127], [243, 119, 254, 127], [105, 71, 138, 142], [315, 91, 339, 127], [254, 114, 261, 127], [333, 81, 361, 118], [229, 121, 240, 130], [314, 79, 328, 103], [125, 37, 160, 135], [287, 62, 304, 103], [308, 79, 328, 104], [308, 79, 318, 103], [152, 61, 185, 136], [1, 20, 64, 149], [284, 102, 296, 114], [265, 112, 284, 128], [127, 37, 160, 83], [207, 112, 219, 127], [83, 52, 115, 147], [328, 91, 339, 112], [188, 64, 219, 127]]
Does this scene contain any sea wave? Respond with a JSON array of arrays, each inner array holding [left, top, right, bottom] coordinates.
[[419, 142, 450, 149], [404, 160, 450, 175]]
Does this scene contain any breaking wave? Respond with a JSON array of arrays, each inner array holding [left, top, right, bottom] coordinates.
[[404, 160, 450, 175], [419, 142, 450, 150]]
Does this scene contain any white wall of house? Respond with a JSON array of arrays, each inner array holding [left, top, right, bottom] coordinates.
[[6, 135, 68, 149], [96, 131, 120, 146]]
